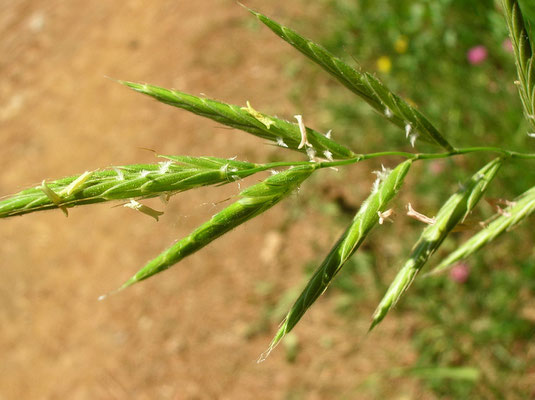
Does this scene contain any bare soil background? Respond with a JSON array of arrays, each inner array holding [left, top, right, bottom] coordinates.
[[0, 1, 424, 399]]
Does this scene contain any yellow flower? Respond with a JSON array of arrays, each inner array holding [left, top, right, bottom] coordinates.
[[394, 35, 408, 54], [376, 56, 392, 73]]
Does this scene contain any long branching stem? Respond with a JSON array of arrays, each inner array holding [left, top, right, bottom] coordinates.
[[313, 146, 535, 170]]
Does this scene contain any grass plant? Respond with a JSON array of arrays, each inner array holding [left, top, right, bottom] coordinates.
[[1, 1, 535, 369]]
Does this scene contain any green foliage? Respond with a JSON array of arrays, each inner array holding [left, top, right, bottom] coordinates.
[[407, 258, 535, 398]]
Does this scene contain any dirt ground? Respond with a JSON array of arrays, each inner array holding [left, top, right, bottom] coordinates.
[[0, 1, 425, 399]]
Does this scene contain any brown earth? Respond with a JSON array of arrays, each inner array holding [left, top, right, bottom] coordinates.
[[0, 1, 426, 399]]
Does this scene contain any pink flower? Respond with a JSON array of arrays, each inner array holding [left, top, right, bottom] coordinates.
[[467, 45, 488, 65], [429, 160, 445, 175], [450, 262, 470, 284], [502, 38, 513, 53]]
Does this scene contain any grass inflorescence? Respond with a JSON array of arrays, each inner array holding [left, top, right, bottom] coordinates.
[[502, 0, 535, 133], [2, 1, 535, 367]]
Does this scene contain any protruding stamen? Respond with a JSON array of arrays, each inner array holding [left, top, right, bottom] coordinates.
[[113, 167, 124, 181], [378, 209, 394, 224], [124, 199, 164, 221], [323, 150, 334, 161], [294, 115, 311, 149], [405, 123, 412, 138], [61, 170, 95, 196], [306, 147, 316, 161], [406, 203, 436, 225], [40, 180, 68, 217], [242, 101, 274, 129], [409, 133, 418, 148], [158, 161, 173, 174], [276, 137, 288, 148]]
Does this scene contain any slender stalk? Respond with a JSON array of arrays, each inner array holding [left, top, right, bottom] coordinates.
[[2, 147, 533, 219], [315, 147, 535, 170]]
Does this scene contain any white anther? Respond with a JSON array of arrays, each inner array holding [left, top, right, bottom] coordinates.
[[409, 133, 418, 148], [158, 161, 173, 174], [378, 209, 394, 224], [294, 114, 311, 149], [372, 164, 391, 182], [124, 199, 164, 221], [325, 129, 332, 139], [385, 107, 393, 118], [113, 167, 124, 181], [406, 203, 436, 225], [323, 150, 334, 161], [140, 170, 151, 178], [306, 147, 317, 161], [405, 123, 412, 138], [276, 137, 289, 148]]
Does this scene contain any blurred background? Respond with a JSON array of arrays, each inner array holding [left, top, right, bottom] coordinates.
[[1, 0, 534, 398]]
